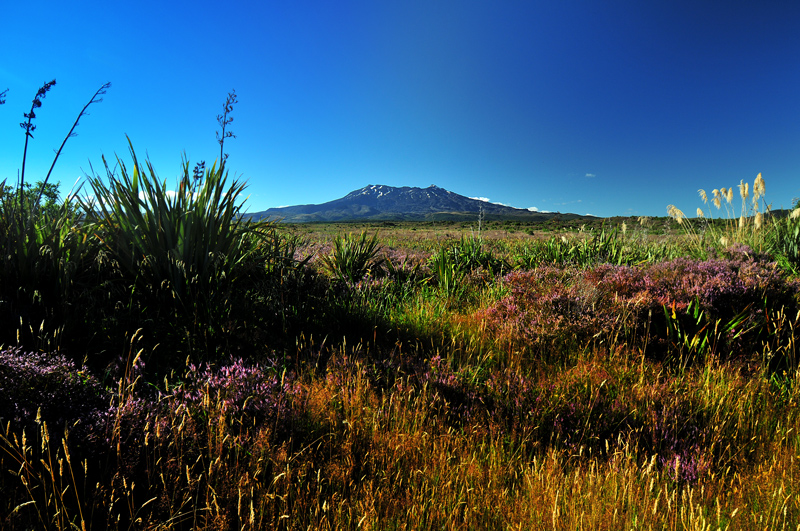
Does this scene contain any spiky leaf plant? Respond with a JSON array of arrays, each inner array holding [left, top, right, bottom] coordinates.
[[768, 205, 800, 275], [320, 230, 384, 283], [80, 139, 276, 361]]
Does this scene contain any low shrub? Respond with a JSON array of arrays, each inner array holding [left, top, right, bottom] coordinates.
[[0, 348, 108, 429], [476, 250, 800, 364], [319, 230, 385, 283]]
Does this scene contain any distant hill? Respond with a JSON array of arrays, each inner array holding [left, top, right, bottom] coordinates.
[[248, 184, 596, 223]]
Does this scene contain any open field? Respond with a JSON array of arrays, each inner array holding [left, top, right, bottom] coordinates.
[[3, 165, 800, 529]]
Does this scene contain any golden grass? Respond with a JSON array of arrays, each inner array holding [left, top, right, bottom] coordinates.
[[3, 335, 800, 530]]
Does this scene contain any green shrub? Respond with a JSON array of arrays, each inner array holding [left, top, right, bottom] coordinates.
[[79, 140, 278, 363], [320, 230, 384, 283], [514, 228, 674, 270], [767, 205, 800, 275], [428, 235, 504, 295], [0, 81, 109, 352]]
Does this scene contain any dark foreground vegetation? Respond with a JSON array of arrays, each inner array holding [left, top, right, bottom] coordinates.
[[2, 83, 800, 529]]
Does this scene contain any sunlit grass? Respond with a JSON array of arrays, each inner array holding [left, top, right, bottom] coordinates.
[[4, 95, 800, 528]]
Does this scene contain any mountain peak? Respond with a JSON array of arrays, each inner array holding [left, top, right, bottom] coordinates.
[[252, 184, 590, 223]]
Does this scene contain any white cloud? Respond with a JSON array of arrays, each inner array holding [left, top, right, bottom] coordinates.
[[471, 196, 512, 207], [527, 207, 539, 212], [585, 173, 596, 178]]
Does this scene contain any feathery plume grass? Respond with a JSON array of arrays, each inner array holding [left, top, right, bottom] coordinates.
[[711, 189, 721, 210], [667, 205, 685, 224], [753, 172, 765, 202]]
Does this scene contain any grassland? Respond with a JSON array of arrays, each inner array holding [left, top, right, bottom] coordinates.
[[3, 86, 800, 529], [3, 176, 800, 529]]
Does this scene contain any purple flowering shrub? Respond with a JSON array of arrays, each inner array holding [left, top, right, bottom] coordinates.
[[0, 348, 108, 429], [88, 358, 310, 527], [477, 251, 799, 363], [170, 358, 305, 441], [474, 266, 618, 359]]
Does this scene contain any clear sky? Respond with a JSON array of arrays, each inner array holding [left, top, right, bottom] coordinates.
[[1, 1, 798, 217]]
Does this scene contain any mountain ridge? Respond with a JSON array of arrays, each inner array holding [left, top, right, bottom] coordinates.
[[249, 184, 594, 223]]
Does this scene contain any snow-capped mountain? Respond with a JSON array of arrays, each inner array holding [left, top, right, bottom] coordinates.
[[250, 184, 584, 222]]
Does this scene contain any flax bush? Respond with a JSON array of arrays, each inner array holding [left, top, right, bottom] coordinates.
[[80, 140, 280, 364], [319, 230, 385, 283]]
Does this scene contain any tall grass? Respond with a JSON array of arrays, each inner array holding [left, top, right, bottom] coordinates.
[[665, 173, 799, 261], [513, 226, 675, 269], [4, 88, 800, 528], [2, 339, 799, 529], [769, 205, 800, 275]]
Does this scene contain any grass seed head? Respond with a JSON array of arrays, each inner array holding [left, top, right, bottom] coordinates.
[[753, 172, 765, 200], [696, 208, 704, 218], [754, 212, 763, 230], [726, 188, 734, 204], [667, 205, 686, 224], [698, 189, 708, 203], [711, 189, 722, 209], [739, 180, 749, 201]]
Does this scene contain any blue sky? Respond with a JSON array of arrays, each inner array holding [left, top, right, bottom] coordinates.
[[1, 1, 799, 217]]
